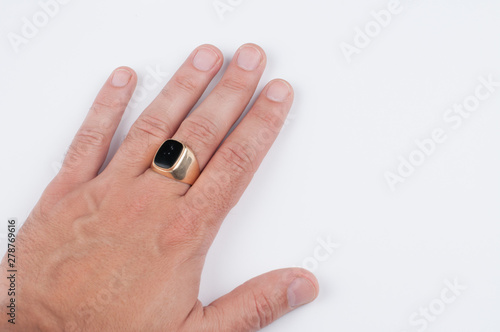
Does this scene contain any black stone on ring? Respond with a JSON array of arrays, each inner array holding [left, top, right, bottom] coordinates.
[[150, 139, 200, 185], [154, 139, 184, 169]]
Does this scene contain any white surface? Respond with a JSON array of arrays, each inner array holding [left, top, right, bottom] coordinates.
[[1, 0, 500, 331]]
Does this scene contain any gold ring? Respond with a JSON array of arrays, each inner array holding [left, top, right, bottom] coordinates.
[[150, 139, 200, 185]]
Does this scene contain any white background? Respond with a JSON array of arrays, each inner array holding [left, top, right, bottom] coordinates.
[[1, 0, 499, 331]]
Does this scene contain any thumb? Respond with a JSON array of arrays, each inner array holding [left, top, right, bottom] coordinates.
[[201, 268, 319, 332]]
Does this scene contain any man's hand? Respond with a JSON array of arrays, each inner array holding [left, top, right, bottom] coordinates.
[[0, 44, 318, 331]]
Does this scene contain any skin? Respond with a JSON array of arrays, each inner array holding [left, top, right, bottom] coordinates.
[[0, 44, 318, 331]]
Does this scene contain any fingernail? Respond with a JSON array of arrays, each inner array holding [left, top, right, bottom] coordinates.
[[236, 45, 262, 71], [193, 47, 219, 71], [111, 69, 132, 87], [287, 278, 316, 308], [266, 80, 291, 102]]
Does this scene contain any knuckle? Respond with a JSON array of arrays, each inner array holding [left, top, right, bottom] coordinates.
[[132, 114, 172, 140], [159, 201, 206, 249], [91, 98, 127, 114], [170, 74, 199, 94], [181, 190, 208, 217], [250, 106, 284, 133], [218, 141, 256, 174], [181, 115, 219, 145], [172, 208, 203, 238], [181, 183, 231, 229], [220, 76, 249, 94], [248, 291, 278, 329], [74, 128, 107, 147], [64, 129, 106, 166], [182, 187, 220, 221]]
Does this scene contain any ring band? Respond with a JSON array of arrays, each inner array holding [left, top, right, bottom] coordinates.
[[150, 139, 200, 185]]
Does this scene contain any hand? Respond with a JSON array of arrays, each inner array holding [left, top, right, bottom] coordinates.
[[0, 44, 318, 331]]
